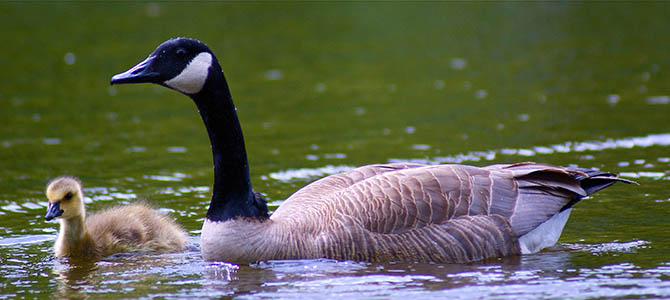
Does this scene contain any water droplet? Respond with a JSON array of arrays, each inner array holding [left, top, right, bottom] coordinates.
[[496, 123, 504, 130], [43, 138, 61, 145], [354, 107, 366, 115], [310, 144, 319, 150], [647, 96, 669, 104], [167, 146, 187, 153], [434, 80, 445, 90], [412, 144, 431, 150], [324, 153, 346, 159], [405, 126, 415, 134], [450, 58, 467, 70], [518, 114, 530, 122], [125, 146, 146, 153], [475, 89, 487, 99], [64, 52, 76, 65], [32, 114, 41, 121], [306, 154, 319, 161], [264, 69, 283, 80]]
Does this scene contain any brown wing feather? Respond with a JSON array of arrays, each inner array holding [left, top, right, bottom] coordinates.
[[268, 162, 627, 263]]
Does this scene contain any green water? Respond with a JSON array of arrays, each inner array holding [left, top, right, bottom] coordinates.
[[1, 3, 669, 299]]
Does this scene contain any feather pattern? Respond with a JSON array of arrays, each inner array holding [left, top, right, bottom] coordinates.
[[201, 162, 632, 263]]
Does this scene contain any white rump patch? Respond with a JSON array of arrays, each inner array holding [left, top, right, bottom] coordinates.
[[164, 52, 212, 94], [519, 208, 572, 254]]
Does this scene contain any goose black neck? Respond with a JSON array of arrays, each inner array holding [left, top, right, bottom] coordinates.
[[190, 62, 267, 222]]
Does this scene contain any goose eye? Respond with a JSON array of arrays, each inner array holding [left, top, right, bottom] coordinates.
[[64, 192, 73, 200], [175, 48, 187, 57]]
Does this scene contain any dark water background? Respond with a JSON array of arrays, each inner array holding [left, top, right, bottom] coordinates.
[[1, 3, 669, 299]]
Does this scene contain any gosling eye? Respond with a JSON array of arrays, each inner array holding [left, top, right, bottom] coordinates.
[[64, 192, 73, 201]]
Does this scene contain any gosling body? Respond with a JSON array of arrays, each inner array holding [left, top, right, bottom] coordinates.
[[45, 176, 187, 258]]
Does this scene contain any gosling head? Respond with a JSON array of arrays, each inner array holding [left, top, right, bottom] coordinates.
[[111, 37, 217, 95], [45, 176, 85, 221]]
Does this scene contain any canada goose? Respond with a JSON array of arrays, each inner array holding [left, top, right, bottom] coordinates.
[[110, 38, 633, 263], [45, 176, 187, 258]]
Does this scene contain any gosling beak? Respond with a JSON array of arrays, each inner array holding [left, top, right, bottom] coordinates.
[[111, 55, 161, 85], [45, 201, 64, 221]]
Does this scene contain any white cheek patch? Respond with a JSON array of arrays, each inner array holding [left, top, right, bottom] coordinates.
[[164, 52, 212, 94]]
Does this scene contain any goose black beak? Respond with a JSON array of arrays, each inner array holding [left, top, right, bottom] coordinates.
[[45, 201, 63, 221], [111, 55, 161, 85]]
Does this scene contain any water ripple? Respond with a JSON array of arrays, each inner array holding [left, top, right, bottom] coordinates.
[[563, 240, 651, 255], [144, 172, 190, 182], [267, 133, 670, 182], [0, 235, 54, 247], [390, 132, 670, 165], [266, 165, 355, 182]]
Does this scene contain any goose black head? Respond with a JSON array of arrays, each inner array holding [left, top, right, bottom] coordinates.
[[111, 38, 216, 95]]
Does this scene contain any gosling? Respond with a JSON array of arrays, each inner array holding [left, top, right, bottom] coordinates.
[[45, 176, 187, 258]]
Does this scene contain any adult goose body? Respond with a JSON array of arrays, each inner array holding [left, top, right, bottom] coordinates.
[[111, 38, 632, 263]]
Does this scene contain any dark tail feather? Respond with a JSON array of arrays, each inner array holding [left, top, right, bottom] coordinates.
[[567, 167, 638, 195]]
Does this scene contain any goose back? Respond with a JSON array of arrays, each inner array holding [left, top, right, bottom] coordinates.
[[204, 162, 628, 263]]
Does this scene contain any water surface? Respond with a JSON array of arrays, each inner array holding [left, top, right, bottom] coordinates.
[[1, 2, 669, 299]]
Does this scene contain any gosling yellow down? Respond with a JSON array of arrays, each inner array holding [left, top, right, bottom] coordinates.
[[45, 176, 187, 258]]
